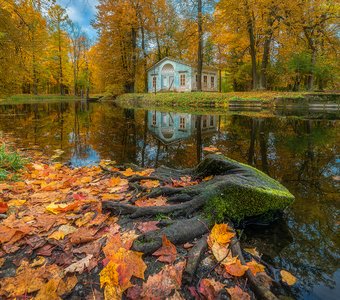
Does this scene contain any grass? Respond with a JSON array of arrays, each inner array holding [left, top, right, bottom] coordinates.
[[0, 144, 26, 181], [116, 91, 308, 108], [0, 94, 81, 105]]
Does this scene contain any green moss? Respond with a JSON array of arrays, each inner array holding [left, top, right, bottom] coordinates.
[[204, 185, 294, 224]]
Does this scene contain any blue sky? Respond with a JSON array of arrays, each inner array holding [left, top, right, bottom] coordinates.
[[56, 0, 98, 40]]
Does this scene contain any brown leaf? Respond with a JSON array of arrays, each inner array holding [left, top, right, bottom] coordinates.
[[152, 235, 177, 264], [141, 261, 185, 299], [226, 286, 251, 300], [64, 254, 93, 274], [198, 278, 225, 300], [137, 221, 159, 233]]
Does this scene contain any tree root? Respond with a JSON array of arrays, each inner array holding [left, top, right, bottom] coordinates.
[[103, 194, 207, 218], [183, 234, 208, 285], [230, 233, 278, 300], [131, 217, 210, 254]]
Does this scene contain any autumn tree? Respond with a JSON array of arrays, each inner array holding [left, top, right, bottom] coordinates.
[[48, 4, 70, 95]]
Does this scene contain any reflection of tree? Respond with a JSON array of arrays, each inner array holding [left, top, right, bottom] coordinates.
[[196, 115, 202, 163], [121, 109, 137, 163]]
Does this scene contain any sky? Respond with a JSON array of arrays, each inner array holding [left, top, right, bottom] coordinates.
[[56, 0, 98, 40]]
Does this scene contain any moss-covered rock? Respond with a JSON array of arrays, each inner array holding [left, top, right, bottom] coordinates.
[[198, 155, 295, 223]]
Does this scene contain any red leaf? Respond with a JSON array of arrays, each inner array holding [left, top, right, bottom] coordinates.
[[0, 202, 8, 214], [152, 235, 177, 264]]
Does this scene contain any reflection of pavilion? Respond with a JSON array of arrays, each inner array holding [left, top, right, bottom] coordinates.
[[147, 111, 217, 144]]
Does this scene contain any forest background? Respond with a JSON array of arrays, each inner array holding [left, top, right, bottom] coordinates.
[[0, 0, 339, 97]]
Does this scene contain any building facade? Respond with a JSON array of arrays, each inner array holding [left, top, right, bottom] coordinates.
[[147, 57, 219, 93]]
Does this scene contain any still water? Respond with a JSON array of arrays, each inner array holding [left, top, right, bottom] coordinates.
[[0, 100, 339, 299]]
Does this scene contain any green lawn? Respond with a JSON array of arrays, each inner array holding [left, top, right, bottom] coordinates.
[[115, 91, 307, 108], [0, 94, 81, 105]]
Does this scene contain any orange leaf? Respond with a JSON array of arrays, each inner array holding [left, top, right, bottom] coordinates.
[[198, 278, 225, 300], [152, 235, 177, 264], [226, 286, 251, 300], [224, 259, 249, 277], [208, 223, 235, 247], [280, 270, 297, 285], [120, 168, 136, 177], [140, 179, 160, 189], [246, 259, 265, 276]]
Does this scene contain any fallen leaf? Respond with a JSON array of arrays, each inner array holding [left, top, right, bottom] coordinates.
[[30, 256, 46, 267], [280, 270, 297, 285], [246, 259, 265, 276], [211, 242, 236, 264], [46, 201, 81, 214], [120, 168, 136, 177], [224, 259, 249, 277], [57, 275, 78, 296], [34, 278, 60, 300], [198, 278, 225, 300], [226, 285, 251, 300], [208, 223, 235, 247], [102, 193, 125, 201], [137, 221, 159, 233], [140, 179, 160, 189], [203, 175, 214, 181], [152, 235, 177, 264], [141, 261, 185, 299], [64, 254, 93, 274], [244, 247, 260, 258]]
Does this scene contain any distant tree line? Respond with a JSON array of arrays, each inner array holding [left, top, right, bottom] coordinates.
[[93, 0, 339, 94], [0, 0, 91, 97]]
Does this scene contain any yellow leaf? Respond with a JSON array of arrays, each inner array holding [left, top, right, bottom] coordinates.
[[208, 224, 235, 247], [48, 231, 65, 240], [211, 242, 236, 264], [280, 270, 297, 285], [246, 259, 265, 276], [7, 199, 26, 207], [140, 179, 160, 189], [120, 168, 136, 177]]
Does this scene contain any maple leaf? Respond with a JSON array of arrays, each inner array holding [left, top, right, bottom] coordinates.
[[120, 168, 136, 177], [46, 201, 81, 214], [137, 221, 159, 233], [0, 202, 8, 213], [136, 168, 155, 176], [224, 259, 249, 277], [211, 242, 236, 264], [152, 235, 177, 264], [64, 254, 93, 274], [108, 177, 122, 187], [141, 261, 186, 299], [280, 270, 297, 285], [198, 278, 225, 300], [140, 179, 160, 189], [171, 176, 199, 187], [208, 223, 235, 247], [246, 259, 265, 276], [34, 278, 61, 300], [226, 286, 251, 300]]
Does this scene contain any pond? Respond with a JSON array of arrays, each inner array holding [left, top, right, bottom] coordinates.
[[0, 100, 339, 299]]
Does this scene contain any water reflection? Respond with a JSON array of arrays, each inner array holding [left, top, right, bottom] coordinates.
[[0, 101, 339, 299]]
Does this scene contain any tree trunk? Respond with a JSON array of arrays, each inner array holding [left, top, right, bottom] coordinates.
[[307, 49, 316, 91], [244, 0, 257, 90], [141, 25, 148, 93], [259, 35, 272, 90], [197, 0, 203, 92]]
